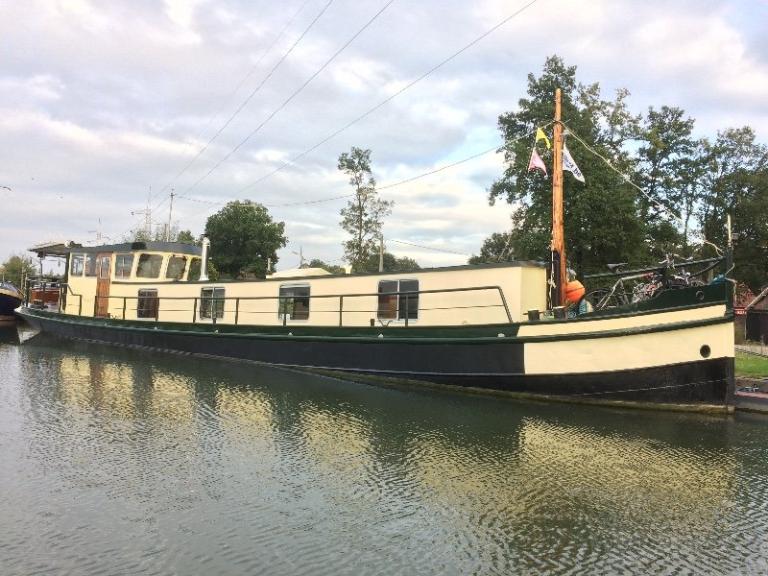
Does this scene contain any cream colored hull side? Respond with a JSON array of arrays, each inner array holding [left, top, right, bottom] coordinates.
[[517, 304, 727, 337], [524, 320, 734, 375]]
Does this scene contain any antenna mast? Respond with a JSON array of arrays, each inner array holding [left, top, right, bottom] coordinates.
[[551, 88, 566, 307]]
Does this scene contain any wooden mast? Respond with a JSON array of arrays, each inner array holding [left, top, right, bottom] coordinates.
[[551, 88, 566, 307]]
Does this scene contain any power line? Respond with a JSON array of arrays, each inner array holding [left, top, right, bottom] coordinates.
[[181, 0, 397, 196], [151, 0, 315, 203], [176, 122, 548, 210], [389, 239, 471, 257], [235, 0, 541, 195]]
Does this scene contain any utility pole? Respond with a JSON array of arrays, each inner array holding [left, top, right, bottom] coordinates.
[[378, 234, 384, 273], [166, 190, 175, 242], [551, 88, 566, 308]]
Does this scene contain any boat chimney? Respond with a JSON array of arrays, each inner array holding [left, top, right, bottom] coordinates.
[[200, 237, 210, 281]]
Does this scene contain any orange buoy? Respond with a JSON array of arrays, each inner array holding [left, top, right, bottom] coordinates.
[[565, 280, 585, 304]]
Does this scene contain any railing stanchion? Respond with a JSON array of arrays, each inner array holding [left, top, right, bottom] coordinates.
[[78, 294, 82, 316], [123, 297, 127, 320], [339, 295, 344, 327], [193, 297, 197, 324], [497, 287, 512, 323], [235, 298, 240, 325], [405, 294, 409, 327]]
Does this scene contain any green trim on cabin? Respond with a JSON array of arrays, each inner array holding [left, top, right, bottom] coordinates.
[[19, 306, 732, 346]]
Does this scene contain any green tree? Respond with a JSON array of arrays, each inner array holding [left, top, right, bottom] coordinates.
[[306, 259, 346, 275], [697, 128, 768, 291], [204, 200, 287, 279], [1, 254, 37, 287], [636, 106, 698, 253], [176, 229, 196, 244], [338, 147, 393, 271], [468, 232, 514, 264], [358, 252, 421, 273], [488, 56, 646, 278]]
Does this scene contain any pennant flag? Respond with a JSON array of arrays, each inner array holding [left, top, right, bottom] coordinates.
[[562, 144, 585, 182], [528, 147, 547, 176], [535, 127, 552, 149]]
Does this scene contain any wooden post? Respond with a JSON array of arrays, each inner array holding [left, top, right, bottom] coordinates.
[[551, 88, 566, 307]]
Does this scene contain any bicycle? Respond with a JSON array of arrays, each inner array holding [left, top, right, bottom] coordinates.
[[584, 255, 704, 311]]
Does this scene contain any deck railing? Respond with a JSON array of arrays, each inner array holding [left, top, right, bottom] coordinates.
[[46, 285, 514, 327]]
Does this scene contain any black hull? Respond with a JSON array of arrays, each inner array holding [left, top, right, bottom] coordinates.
[[0, 294, 22, 316], [18, 308, 734, 409]]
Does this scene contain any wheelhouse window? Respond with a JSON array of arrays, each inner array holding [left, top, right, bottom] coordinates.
[[70, 254, 84, 276], [200, 287, 225, 320], [378, 279, 419, 321], [137, 254, 163, 279], [166, 256, 187, 280], [115, 254, 134, 279], [137, 289, 159, 319], [97, 255, 111, 279], [85, 254, 97, 277], [279, 285, 310, 321]]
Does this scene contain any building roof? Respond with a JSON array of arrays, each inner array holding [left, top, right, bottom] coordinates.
[[72, 241, 202, 256], [747, 285, 768, 311]]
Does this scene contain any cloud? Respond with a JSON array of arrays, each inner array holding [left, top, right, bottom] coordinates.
[[1, 0, 766, 271]]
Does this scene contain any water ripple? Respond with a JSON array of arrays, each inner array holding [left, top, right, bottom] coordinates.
[[1, 331, 768, 574]]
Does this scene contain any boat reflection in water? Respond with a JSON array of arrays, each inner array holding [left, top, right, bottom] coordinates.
[[8, 335, 763, 575]]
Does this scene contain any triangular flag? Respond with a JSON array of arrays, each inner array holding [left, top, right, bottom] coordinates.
[[535, 127, 552, 149], [562, 144, 585, 182], [528, 147, 547, 176]]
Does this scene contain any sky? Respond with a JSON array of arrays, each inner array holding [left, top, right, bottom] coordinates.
[[2, 0, 767, 272]]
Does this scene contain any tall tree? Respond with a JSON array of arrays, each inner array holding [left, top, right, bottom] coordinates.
[[338, 147, 393, 272], [636, 106, 697, 254], [1, 254, 37, 287], [488, 56, 646, 278], [468, 232, 514, 264], [204, 200, 287, 279], [697, 128, 768, 291]]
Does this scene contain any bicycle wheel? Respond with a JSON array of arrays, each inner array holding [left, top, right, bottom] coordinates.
[[584, 287, 622, 310]]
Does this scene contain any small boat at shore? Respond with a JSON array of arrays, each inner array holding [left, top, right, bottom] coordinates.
[[0, 281, 23, 320], [15, 90, 736, 411]]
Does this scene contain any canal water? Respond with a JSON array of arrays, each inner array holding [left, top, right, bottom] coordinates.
[[1, 324, 767, 575]]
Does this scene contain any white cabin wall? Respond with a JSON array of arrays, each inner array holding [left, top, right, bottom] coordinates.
[[87, 264, 545, 326]]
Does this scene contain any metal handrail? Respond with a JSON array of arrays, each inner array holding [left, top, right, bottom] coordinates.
[[77, 284, 513, 326], [584, 257, 723, 281]]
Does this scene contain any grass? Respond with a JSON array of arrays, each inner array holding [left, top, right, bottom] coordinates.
[[736, 352, 768, 379]]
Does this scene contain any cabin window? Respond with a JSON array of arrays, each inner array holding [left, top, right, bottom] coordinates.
[[166, 256, 187, 280], [279, 285, 310, 321], [70, 254, 84, 276], [85, 254, 97, 277], [115, 254, 134, 279], [137, 254, 163, 279], [200, 287, 225, 320], [98, 255, 111, 279], [378, 279, 419, 321], [137, 289, 159, 319]]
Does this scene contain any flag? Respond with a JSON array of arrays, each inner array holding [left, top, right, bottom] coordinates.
[[528, 147, 547, 175], [562, 144, 585, 182], [535, 127, 551, 149]]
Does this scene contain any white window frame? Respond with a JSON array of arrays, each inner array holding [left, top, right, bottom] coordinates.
[[377, 279, 419, 323], [278, 283, 311, 323], [199, 286, 225, 321]]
